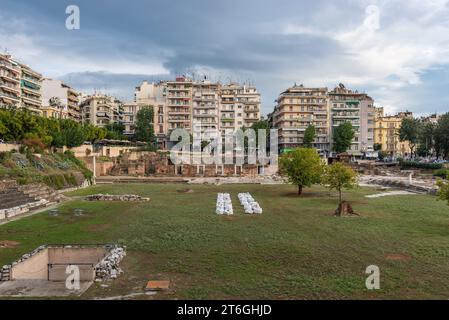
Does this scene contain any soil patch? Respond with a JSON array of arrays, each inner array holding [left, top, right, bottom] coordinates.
[[177, 189, 194, 193], [0, 240, 20, 248], [84, 224, 112, 232], [385, 253, 411, 262]]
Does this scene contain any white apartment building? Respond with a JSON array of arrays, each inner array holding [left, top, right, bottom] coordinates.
[[80, 94, 123, 128], [329, 84, 375, 155], [41, 79, 80, 121], [219, 83, 261, 138], [0, 53, 42, 115]]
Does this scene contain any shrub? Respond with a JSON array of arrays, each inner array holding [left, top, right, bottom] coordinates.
[[22, 136, 46, 154], [434, 169, 449, 179], [43, 174, 67, 190], [400, 160, 443, 170]]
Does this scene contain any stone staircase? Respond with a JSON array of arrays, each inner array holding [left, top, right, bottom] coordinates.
[[0, 180, 64, 222]]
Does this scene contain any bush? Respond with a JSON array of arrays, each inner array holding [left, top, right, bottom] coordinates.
[[43, 174, 67, 190], [434, 169, 449, 179], [400, 160, 443, 170], [22, 136, 46, 154]]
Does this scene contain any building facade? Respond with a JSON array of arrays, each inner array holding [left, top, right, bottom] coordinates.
[[374, 108, 413, 157], [271, 85, 329, 153], [134, 80, 167, 149], [80, 94, 123, 128], [41, 79, 80, 120], [19, 63, 42, 115], [0, 53, 42, 115], [129, 78, 261, 149], [219, 83, 261, 138], [328, 84, 375, 156]]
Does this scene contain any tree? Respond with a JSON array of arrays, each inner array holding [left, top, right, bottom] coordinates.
[[418, 122, 435, 157], [134, 106, 155, 147], [83, 124, 106, 143], [399, 118, 421, 158], [323, 162, 358, 216], [373, 143, 382, 151], [333, 122, 355, 153], [279, 148, 325, 195], [105, 122, 125, 140], [303, 125, 316, 148], [434, 113, 449, 158]]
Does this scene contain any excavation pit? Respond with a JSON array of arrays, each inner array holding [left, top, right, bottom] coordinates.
[[0, 244, 126, 297]]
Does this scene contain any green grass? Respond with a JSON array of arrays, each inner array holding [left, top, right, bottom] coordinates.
[[1, 183, 449, 299]]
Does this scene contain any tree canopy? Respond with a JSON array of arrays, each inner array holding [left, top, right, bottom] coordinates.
[[134, 106, 156, 148], [333, 122, 355, 153], [279, 147, 324, 195], [323, 162, 358, 214], [303, 124, 316, 148], [399, 117, 421, 157]]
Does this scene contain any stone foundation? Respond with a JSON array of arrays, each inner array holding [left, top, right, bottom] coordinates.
[[85, 194, 150, 201]]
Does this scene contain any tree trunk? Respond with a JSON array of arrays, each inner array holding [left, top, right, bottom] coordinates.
[[298, 185, 303, 196]]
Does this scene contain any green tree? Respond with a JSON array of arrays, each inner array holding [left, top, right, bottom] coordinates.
[[333, 122, 355, 153], [399, 117, 421, 158], [323, 162, 358, 216], [134, 106, 155, 147], [373, 143, 382, 151], [83, 124, 106, 143], [418, 122, 435, 157], [434, 113, 449, 158], [303, 125, 316, 148], [279, 147, 325, 196], [105, 122, 125, 140]]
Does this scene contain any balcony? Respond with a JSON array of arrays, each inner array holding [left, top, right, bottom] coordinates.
[[22, 74, 40, 84], [21, 79, 41, 91], [0, 91, 20, 101], [333, 113, 359, 119], [0, 81, 20, 94], [168, 111, 190, 115], [194, 114, 217, 118], [0, 61, 20, 73], [22, 95, 41, 106], [0, 72, 20, 83], [96, 112, 110, 118]]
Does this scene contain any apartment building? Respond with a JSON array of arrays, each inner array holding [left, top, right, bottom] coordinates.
[[329, 84, 375, 155], [374, 108, 413, 156], [41, 79, 80, 120], [134, 80, 167, 149], [0, 53, 42, 114], [80, 94, 123, 128], [127, 78, 262, 149], [19, 63, 42, 115], [272, 84, 329, 153], [192, 80, 220, 139], [0, 54, 22, 108], [219, 83, 261, 138], [166, 77, 193, 137]]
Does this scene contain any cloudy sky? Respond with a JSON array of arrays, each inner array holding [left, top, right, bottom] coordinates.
[[1, 0, 449, 116]]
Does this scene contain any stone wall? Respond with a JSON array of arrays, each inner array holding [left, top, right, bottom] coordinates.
[[2, 244, 126, 282], [100, 151, 269, 178]]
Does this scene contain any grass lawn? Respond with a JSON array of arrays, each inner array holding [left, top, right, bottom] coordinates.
[[0, 183, 448, 299]]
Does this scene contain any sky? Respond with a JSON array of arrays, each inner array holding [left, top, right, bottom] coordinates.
[[1, 0, 449, 117]]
